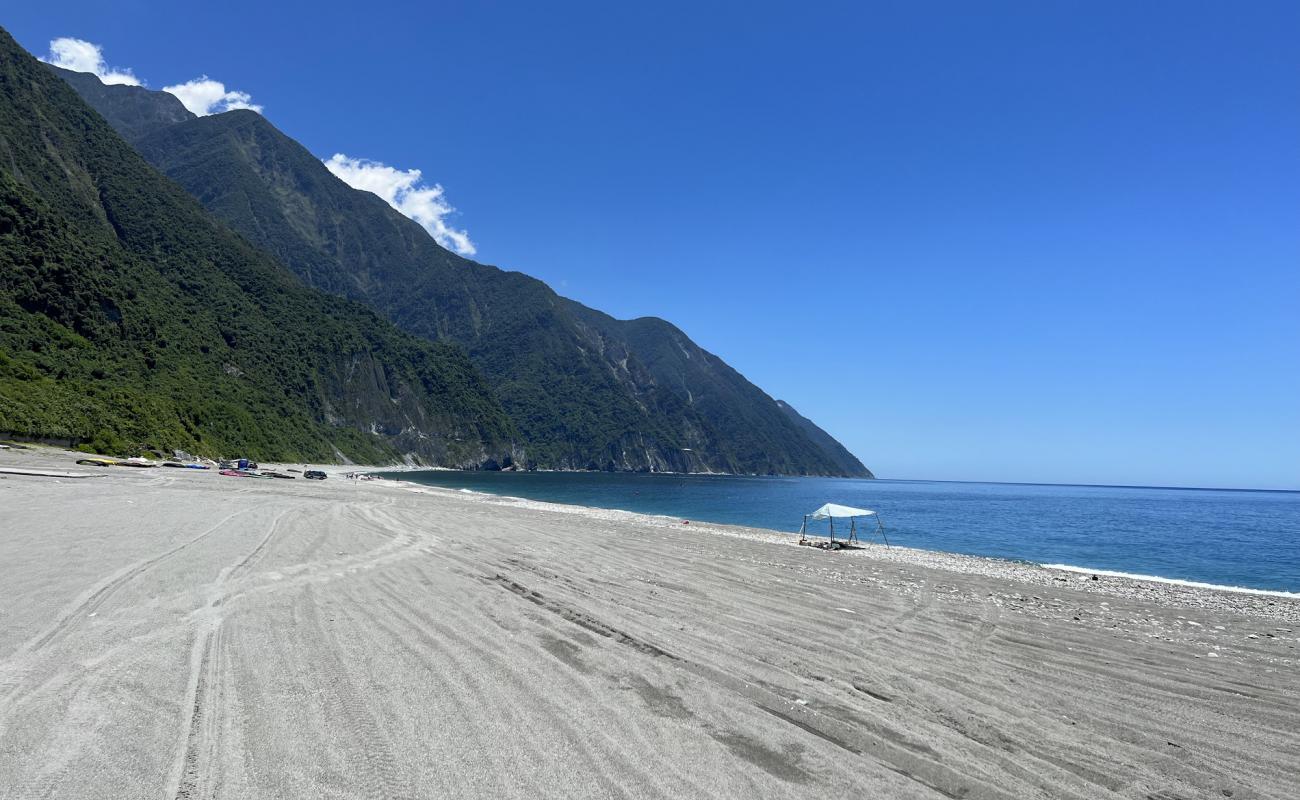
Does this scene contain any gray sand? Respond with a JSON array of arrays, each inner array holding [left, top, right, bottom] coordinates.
[[1, 448, 1297, 799]]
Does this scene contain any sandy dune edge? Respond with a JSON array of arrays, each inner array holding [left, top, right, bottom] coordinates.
[[2, 448, 1297, 799]]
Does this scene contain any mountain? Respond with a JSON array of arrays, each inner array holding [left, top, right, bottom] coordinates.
[[564, 305, 872, 476], [48, 65, 195, 142], [51, 61, 872, 477], [775, 400, 873, 479], [0, 28, 515, 464]]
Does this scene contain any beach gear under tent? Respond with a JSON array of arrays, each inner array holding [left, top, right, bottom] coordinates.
[[798, 503, 890, 550]]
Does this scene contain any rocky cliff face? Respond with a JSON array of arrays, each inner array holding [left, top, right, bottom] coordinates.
[[51, 64, 873, 476], [313, 343, 512, 468]]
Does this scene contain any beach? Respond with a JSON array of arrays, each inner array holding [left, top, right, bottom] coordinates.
[[1, 447, 1298, 799]]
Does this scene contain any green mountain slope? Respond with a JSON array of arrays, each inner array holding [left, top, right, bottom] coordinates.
[[774, 400, 873, 479], [48, 65, 195, 142], [0, 28, 514, 463], [564, 305, 871, 476], [55, 64, 871, 476]]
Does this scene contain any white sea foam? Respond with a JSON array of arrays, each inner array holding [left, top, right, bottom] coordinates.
[[1042, 564, 1300, 599]]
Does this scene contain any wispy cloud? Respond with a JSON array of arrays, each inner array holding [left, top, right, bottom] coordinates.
[[162, 77, 263, 116], [41, 37, 141, 86], [323, 154, 476, 256]]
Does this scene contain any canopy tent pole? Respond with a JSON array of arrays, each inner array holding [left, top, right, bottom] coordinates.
[[799, 503, 887, 551]]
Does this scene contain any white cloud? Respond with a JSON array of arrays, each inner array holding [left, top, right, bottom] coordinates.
[[162, 77, 263, 116], [41, 37, 141, 86], [323, 154, 476, 256], [42, 37, 262, 116]]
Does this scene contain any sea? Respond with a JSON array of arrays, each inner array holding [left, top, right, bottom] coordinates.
[[387, 471, 1300, 595]]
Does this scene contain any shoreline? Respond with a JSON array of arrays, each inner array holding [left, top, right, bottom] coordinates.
[[375, 465, 1300, 494], [380, 474, 1300, 611], [3, 443, 1298, 797], [5, 444, 1296, 606]]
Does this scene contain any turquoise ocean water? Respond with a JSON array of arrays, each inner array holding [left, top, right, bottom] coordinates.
[[386, 471, 1300, 594]]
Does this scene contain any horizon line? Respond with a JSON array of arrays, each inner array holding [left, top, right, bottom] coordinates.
[[875, 476, 1300, 494]]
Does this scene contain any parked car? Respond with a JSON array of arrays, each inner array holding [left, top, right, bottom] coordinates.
[[304, 470, 327, 480]]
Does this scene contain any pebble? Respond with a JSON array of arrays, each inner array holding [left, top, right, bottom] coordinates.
[[469, 492, 1300, 625]]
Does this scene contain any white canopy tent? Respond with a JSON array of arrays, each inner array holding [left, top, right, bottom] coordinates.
[[799, 503, 889, 549], [809, 503, 876, 520]]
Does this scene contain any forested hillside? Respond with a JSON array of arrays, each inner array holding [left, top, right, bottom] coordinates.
[[0, 28, 515, 463], [63, 76, 871, 475]]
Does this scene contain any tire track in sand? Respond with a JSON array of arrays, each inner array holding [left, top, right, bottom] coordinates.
[[171, 625, 224, 800], [296, 586, 412, 800], [19, 508, 252, 655], [221, 508, 296, 589], [0, 509, 255, 715], [368, 573, 655, 798], [487, 572, 1008, 800], [6, 641, 164, 797], [167, 508, 294, 800]]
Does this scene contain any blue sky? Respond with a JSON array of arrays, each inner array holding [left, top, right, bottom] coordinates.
[[7, 2, 1299, 488]]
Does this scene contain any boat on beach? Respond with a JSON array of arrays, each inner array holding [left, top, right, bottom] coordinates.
[[219, 468, 269, 478]]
